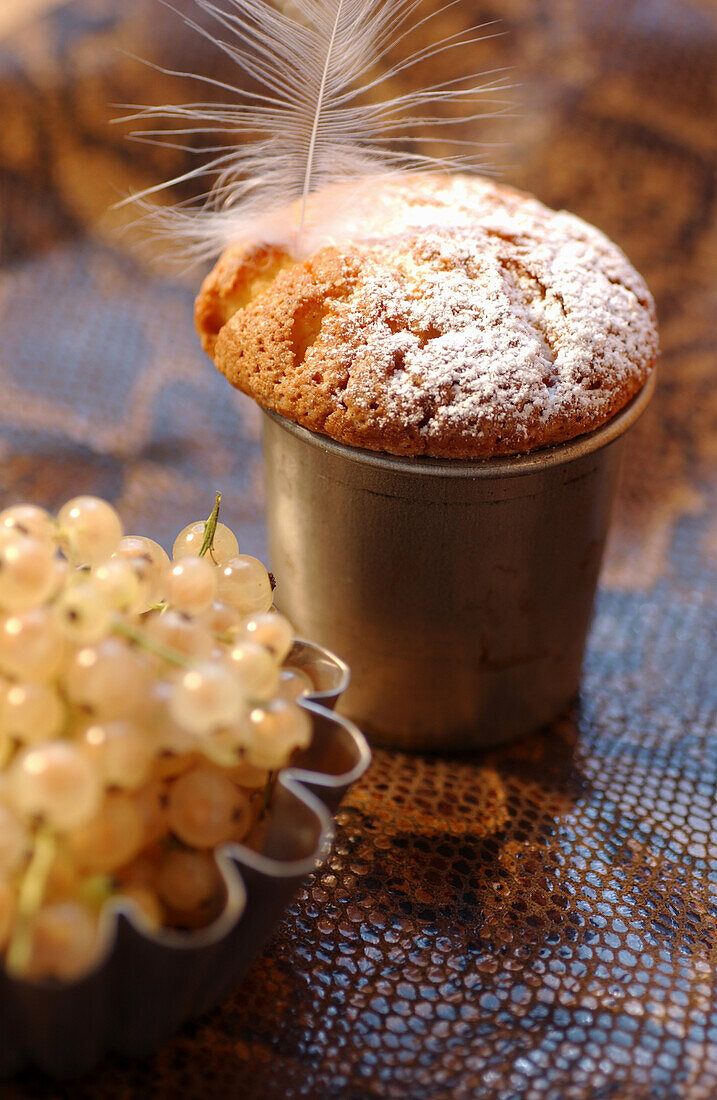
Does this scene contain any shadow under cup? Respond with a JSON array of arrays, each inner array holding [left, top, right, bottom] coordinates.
[[262, 374, 655, 752]]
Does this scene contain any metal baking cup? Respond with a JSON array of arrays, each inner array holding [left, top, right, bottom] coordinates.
[[0, 640, 369, 1079], [263, 374, 656, 752]]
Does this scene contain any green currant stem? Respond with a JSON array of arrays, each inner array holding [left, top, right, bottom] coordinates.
[[112, 620, 194, 669], [6, 827, 57, 977], [198, 492, 222, 561]]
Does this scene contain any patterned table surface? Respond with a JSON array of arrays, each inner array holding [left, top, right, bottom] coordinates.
[[0, 1, 716, 1096]]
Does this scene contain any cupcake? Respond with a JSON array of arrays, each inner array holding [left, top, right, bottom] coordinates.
[[195, 174, 658, 459], [194, 174, 658, 750]]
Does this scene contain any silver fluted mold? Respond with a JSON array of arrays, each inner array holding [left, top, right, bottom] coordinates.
[[262, 375, 655, 752], [0, 640, 369, 1079]]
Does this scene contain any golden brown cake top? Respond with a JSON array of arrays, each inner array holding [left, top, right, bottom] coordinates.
[[195, 174, 658, 458]]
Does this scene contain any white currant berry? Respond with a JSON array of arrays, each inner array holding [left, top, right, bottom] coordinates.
[[241, 612, 294, 663], [0, 681, 66, 743], [68, 793, 145, 873], [247, 700, 312, 769], [9, 742, 102, 831], [27, 902, 102, 981], [0, 504, 55, 545], [169, 662, 244, 734], [165, 556, 217, 615], [199, 600, 243, 637], [58, 496, 123, 566], [216, 555, 273, 616], [167, 767, 250, 848], [0, 535, 57, 611], [81, 720, 155, 791], [64, 637, 152, 720], [112, 536, 169, 611], [144, 610, 214, 662], [0, 608, 65, 682], [225, 641, 279, 701], [54, 580, 113, 644], [172, 521, 239, 564], [92, 558, 141, 613], [156, 849, 223, 914]]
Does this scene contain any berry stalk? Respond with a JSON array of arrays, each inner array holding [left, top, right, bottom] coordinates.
[[6, 828, 56, 977], [198, 492, 222, 562]]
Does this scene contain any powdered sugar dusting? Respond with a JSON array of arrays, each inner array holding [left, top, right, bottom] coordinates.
[[304, 174, 658, 453]]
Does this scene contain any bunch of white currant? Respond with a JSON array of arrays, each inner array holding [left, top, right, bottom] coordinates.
[[0, 494, 314, 982]]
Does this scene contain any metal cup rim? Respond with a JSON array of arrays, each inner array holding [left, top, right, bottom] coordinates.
[[263, 371, 656, 479]]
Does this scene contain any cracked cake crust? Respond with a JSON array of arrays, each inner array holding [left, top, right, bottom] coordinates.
[[195, 174, 658, 458]]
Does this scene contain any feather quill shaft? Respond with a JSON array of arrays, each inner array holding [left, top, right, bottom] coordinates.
[[297, 0, 345, 246], [119, 0, 511, 260]]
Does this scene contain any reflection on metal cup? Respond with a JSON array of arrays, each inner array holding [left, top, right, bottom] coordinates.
[[262, 374, 655, 751]]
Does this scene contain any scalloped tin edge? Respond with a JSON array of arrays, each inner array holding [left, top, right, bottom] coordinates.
[[286, 637, 351, 709]]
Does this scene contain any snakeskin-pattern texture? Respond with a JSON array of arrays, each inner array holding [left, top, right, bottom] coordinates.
[[0, 0, 716, 1095]]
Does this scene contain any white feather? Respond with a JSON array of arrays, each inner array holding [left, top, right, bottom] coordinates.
[[118, 0, 511, 260]]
